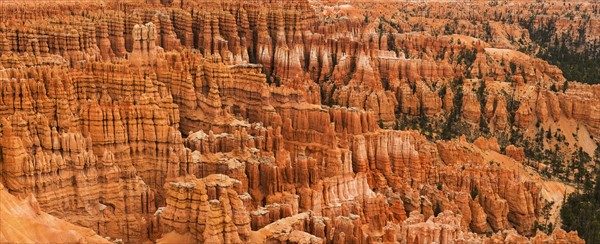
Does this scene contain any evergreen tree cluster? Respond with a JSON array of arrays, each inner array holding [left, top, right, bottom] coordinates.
[[523, 16, 600, 84], [561, 169, 600, 243]]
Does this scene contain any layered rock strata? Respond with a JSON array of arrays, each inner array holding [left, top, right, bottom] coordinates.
[[0, 0, 593, 243]]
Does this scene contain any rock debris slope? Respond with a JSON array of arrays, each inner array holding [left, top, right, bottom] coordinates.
[[0, 183, 110, 243]]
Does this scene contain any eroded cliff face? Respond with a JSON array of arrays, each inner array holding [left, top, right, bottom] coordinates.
[[0, 183, 111, 243], [0, 0, 593, 243]]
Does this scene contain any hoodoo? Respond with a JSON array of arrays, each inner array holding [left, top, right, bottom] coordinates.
[[0, 0, 598, 243]]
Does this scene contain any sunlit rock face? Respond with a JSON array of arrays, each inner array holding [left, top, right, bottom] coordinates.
[[0, 0, 593, 243]]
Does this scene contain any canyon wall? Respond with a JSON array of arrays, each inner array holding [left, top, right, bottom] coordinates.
[[0, 0, 595, 243]]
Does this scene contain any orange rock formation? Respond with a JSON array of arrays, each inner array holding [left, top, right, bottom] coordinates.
[[0, 0, 594, 243]]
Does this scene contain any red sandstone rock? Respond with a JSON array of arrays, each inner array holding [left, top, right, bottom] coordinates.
[[505, 145, 526, 162]]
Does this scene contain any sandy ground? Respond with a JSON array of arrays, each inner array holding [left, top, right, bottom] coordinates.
[[0, 184, 110, 244]]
